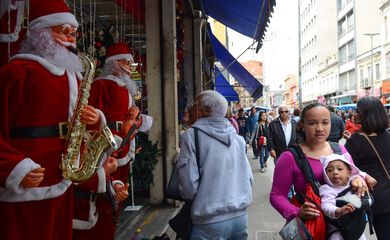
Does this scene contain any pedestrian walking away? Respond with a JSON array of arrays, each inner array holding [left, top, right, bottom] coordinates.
[[172, 90, 253, 240], [345, 96, 390, 240]]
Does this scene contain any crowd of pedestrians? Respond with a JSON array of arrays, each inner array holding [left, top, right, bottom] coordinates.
[[172, 95, 390, 240]]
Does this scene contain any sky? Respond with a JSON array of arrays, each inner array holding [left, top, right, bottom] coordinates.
[[227, 0, 299, 91]]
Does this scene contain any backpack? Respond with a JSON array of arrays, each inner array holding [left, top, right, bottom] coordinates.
[[289, 142, 374, 240]]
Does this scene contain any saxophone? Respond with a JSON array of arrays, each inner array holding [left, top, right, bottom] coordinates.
[[61, 51, 119, 182]]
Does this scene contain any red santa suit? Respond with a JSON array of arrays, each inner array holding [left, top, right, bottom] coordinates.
[[72, 42, 152, 240], [0, 0, 28, 67], [73, 75, 133, 240], [0, 54, 78, 240]]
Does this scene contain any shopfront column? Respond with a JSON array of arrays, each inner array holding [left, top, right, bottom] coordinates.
[[145, 0, 178, 203]]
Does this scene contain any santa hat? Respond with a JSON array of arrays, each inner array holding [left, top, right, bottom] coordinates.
[[105, 42, 134, 64], [28, 0, 78, 30]]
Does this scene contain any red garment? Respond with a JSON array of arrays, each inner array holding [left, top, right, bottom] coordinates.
[[291, 184, 327, 240], [0, 1, 28, 67], [0, 56, 75, 240], [345, 120, 361, 135], [73, 76, 133, 240]]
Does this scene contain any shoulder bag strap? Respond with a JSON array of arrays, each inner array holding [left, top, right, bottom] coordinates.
[[288, 145, 321, 196], [194, 127, 201, 180], [359, 133, 390, 180]]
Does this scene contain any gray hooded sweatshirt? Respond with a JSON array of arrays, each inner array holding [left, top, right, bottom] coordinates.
[[176, 117, 253, 225]]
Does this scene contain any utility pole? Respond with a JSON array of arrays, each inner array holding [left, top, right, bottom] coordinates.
[[364, 33, 379, 95], [298, 0, 302, 108]]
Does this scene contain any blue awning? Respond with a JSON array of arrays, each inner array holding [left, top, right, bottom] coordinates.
[[200, 0, 275, 50], [215, 67, 239, 102], [208, 27, 263, 101]]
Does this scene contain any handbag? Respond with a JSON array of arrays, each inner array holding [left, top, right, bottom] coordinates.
[[168, 128, 201, 240], [360, 133, 390, 180], [257, 136, 265, 146], [279, 217, 313, 240], [165, 160, 185, 201]]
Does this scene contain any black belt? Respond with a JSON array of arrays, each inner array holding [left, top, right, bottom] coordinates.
[[107, 121, 123, 132], [74, 189, 98, 201], [10, 122, 69, 139]]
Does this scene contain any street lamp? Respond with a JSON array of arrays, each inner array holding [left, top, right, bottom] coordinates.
[[364, 33, 380, 95], [298, 0, 302, 108]]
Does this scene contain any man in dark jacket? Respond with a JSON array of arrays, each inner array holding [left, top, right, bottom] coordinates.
[[267, 106, 297, 162], [327, 105, 345, 142]]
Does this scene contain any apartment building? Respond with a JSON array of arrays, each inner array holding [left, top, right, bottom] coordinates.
[[336, 0, 381, 104], [299, 0, 338, 105], [381, 0, 390, 103]]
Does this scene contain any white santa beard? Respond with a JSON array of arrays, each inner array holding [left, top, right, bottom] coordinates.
[[20, 28, 83, 73], [119, 71, 137, 96], [102, 60, 138, 96]]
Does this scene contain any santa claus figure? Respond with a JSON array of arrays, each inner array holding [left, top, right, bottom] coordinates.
[[73, 42, 152, 240], [0, 0, 29, 67], [0, 1, 106, 239]]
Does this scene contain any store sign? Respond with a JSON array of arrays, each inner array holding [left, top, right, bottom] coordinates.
[[382, 79, 390, 95]]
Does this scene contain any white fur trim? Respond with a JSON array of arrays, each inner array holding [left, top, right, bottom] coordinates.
[[95, 75, 125, 87], [29, 12, 78, 30], [72, 200, 98, 230], [116, 150, 132, 167], [0, 0, 17, 20], [76, 72, 83, 80], [0, 1, 24, 42], [0, 178, 71, 202], [66, 71, 78, 119], [112, 180, 124, 187], [105, 54, 133, 64], [139, 114, 153, 132], [5, 158, 40, 194], [96, 109, 107, 129], [11, 54, 65, 75], [96, 168, 106, 193]]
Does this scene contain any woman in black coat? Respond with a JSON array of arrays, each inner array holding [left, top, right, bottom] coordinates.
[[345, 96, 389, 240]]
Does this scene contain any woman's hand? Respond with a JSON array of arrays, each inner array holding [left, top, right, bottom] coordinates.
[[365, 174, 377, 191], [298, 202, 321, 220], [351, 176, 368, 197]]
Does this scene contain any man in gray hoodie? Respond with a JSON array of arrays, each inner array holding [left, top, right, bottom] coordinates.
[[176, 90, 253, 239]]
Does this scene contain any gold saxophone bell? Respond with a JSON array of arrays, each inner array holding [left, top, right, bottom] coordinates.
[[61, 52, 119, 182]]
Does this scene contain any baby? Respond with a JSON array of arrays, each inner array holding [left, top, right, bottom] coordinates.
[[319, 153, 367, 240]]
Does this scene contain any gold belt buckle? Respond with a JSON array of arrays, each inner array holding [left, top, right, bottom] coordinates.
[[58, 122, 69, 139]]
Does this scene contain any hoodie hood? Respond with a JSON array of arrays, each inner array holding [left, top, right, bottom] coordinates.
[[320, 153, 360, 187], [191, 117, 236, 146]]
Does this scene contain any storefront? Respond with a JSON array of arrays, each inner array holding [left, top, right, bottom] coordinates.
[[382, 79, 390, 103]]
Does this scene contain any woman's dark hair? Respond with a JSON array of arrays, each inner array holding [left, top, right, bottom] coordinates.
[[257, 111, 268, 123], [357, 96, 388, 134], [293, 108, 301, 117], [296, 102, 329, 144]]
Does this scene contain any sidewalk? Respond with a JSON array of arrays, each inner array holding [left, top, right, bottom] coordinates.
[[115, 202, 179, 240], [115, 143, 376, 240]]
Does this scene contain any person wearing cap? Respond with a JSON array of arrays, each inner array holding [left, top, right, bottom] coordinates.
[[72, 42, 153, 240], [0, 1, 107, 239], [319, 153, 370, 240]]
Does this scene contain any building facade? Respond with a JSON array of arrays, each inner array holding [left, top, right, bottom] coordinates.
[[299, 0, 338, 105], [336, 0, 381, 104]]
